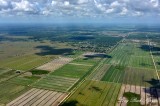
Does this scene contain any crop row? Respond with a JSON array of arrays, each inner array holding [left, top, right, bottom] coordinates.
[[63, 80, 121, 106]]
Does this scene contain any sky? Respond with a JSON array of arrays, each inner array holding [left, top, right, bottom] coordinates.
[[0, 0, 160, 24]]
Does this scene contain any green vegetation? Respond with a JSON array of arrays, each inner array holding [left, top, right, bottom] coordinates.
[[123, 92, 141, 106], [88, 63, 110, 80], [33, 75, 78, 92], [30, 69, 49, 75], [71, 57, 100, 65], [51, 57, 100, 78], [123, 67, 157, 87], [132, 44, 150, 56], [0, 82, 30, 104], [62, 80, 121, 106], [50, 64, 92, 78], [129, 56, 154, 69], [106, 43, 133, 66], [53, 35, 122, 53], [0, 55, 54, 71], [1, 25, 160, 105], [8, 76, 40, 86], [0, 69, 20, 83], [101, 65, 125, 83]]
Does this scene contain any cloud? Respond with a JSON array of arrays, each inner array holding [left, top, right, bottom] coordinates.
[[12, 0, 35, 12], [119, 7, 128, 15], [0, 0, 159, 19], [64, 1, 70, 6], [0, 0, 8, 7]]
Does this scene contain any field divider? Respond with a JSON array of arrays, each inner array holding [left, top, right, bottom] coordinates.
[[146, 35, 160, 81], [0, 57, 58, 84], [59, 58, 105, 105]]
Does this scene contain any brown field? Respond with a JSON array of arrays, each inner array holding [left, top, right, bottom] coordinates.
[[36, 57, 73, 71], [7, 88, 68, 106], [117, 84, 159, 106]]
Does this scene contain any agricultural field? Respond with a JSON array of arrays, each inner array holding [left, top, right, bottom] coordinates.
[[0, 82, 30, 105], [0, 54, 54, 71], [101, 65, 125, 83], [129, 56, 154, 69], [36, 57, 73, 71], [117, 84, 160, 106], [88, 63, 110, 81], [33, 75, 79, 92], [0, 68, 19, 83], [50, 64, 92, 78], [50, 57, 100, 79], [153, 53, 160, 70], [7, 88, 68, 106], [8, 75, 41, 86], [128, 42, 155, 69], [105, 43, 133, 66], [1, 24, 160, 106], [0, 37, 74, 61], [62, 80, 121, 106], [123, 67, 157, 87], [132, 43, 150, 56], [154, 57, 160, 70], [70, 57, 101, 66]]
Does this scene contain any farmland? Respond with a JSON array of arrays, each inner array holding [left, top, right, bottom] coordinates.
[[0, 54, 54, 71], [33, 75, 79, 92], [33, 56, 101, 92], [50, 64, 92, 78], [0, 82, 30, 105], [7, 88, 68, 106], [0, 24, 160, 106], [88, 63, 110, 81], [101, 65, 125, 83], [105, 42, 133, 66], [63, 80, 121, 106], [0, 68, 19, 82], [36, 57, 73, 71]]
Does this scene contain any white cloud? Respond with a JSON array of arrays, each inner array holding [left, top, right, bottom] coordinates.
[[150, 0, 159, 7], [77, 0, 89, 4], [119, 7, 128, 15], [132, 11, 144, 16], [12, 0, 34, 11], [64, 1, 70, 6], [0, 0, 8, 6], [51, 1, 57, 5], [111, 1, 120, 7], [106, 8, 114, 13], [0, 0, 160, 18]]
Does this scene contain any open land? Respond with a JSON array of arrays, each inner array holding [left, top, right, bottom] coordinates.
[[0, 25, 160, 106]]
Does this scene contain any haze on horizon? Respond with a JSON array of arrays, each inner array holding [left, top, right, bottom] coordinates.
[[0, 0, 160, 24]]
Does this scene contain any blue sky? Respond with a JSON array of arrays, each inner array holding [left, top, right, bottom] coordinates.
[[0, 0, 160, 24]]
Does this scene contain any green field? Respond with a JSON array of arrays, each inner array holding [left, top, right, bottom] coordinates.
[[0, 82, 30, 105], [106, 43, 133, 66], [62, 80, 121, 106], [50, 64, 92, 78], [154, 56, 160, 70], [88, 63, 110, 81], [71, 57, 100, 66], [51, 57, 100, 78], [129, 56, 154, 69], [33, 75, 78, 92], [0, 55, 54, 71], [0, 69, 20, 83], [101, 65, 125, 83], [123, 67, 157, 87], [8, 75, 40, 86], [132, 43, 150, 56], [33, 57, 101, 92]]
